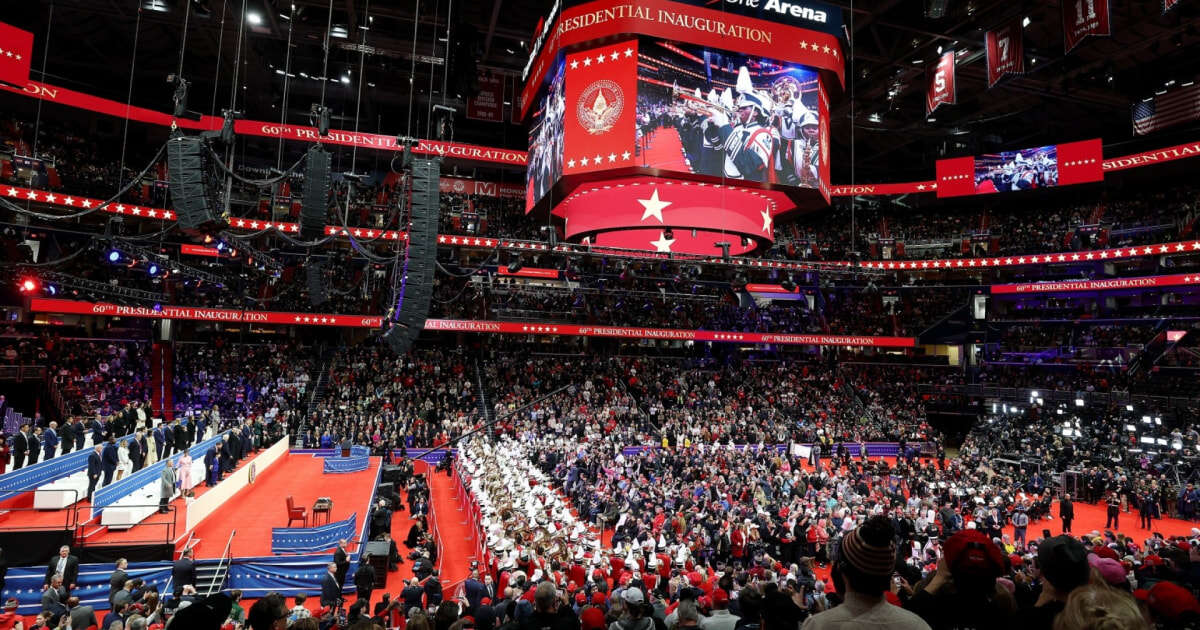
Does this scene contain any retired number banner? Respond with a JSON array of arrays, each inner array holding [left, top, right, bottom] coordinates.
[[466, 73, 504, 122], [986, 20, 1025, 87], [926, 50, 957, 115], [1063, 0, 1111, 53]]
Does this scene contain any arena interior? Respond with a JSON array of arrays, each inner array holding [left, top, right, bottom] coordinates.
[[2, 0, 1200, 629]]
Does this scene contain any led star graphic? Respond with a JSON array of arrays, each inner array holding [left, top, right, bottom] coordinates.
[[637, 189, 671, 223], [650, 231, 675, 253], [760, 208, 773, 234]]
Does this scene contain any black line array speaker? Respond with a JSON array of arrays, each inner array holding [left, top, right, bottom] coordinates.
[[307, 262, 329, 307], [300, 145, 331, 239], [384, 157, 440, 355], [167, 134, 227, 236]]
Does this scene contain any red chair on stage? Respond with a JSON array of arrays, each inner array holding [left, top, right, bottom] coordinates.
[[286, 495, 307, 527]]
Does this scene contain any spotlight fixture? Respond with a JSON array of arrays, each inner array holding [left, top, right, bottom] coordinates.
[[19, 277, 38, 293], [507, 256, 523, 274], [147, 263, 160, 277], [107, 249, 123, 263]]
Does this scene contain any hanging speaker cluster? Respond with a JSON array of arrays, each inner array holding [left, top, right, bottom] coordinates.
[[166, 134, 227, 237], [383, 157, 441, 355], [307, 262, 329, 307], [300, 145, 331, 239]]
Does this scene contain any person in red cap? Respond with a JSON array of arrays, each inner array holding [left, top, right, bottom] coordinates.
[[904, 530, 1014, 630], [1147, 581, 1200, 626], [700, 589, 737, 630]]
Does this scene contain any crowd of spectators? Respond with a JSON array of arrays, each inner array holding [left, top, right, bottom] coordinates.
[[173, 340, 314, 430]]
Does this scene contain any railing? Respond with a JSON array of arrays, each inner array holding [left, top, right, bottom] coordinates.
[[206, 528, 237, 596], [0, 365, 47, 382], [424, 468, 445, 576], [0, 488, 82, 533]]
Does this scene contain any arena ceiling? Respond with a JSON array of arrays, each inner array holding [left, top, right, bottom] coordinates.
[[4, 0, 1200, 183]]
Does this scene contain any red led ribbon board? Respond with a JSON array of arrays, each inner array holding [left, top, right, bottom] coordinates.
[[29, 299, 914, 347], [991, 273, 1200, 294]]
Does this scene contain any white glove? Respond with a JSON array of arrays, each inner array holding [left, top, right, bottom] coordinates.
[[709, 109, 729, 128]]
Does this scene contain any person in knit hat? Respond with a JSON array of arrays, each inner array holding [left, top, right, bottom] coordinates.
[[801, 516, 930, 630]]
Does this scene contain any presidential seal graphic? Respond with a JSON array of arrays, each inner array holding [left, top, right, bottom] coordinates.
[[577, 80, 624, 135]]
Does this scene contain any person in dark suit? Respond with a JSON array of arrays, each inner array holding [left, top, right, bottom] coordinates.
[[162, 422, 174, 458], [89, 416, 106, 446], [173, 420, 188, 454], [71, 418, 85, 452], [86, 445, 103, 501], [423, 571, 443, 607], [101, 438, 119, 486], [334, 540, 351, 588], [402, 578, 424, 612], [67, 596, 99, 630], [320, 562, 342, 609], [171, 549, 196, 597], [463, 570, 487, 613], [220, 437, 236, 473], [42, 422, 59, 461], [44, 546, 80, 593], [27, 427, 41, 465], [58, 420, 74, 456], [205, 444, 222, 486], [12, 424, 29, 470], [153, 423, 167, 461], [1060, 493, 1075, 533], [108, 558, 129, 607], [137, 430, 150, 467], [129, 430, 146, 472], [354, 555, 376, 611], [41, 575, 68, 624]]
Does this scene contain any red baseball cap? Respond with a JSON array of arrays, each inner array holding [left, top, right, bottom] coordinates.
[[1149, 581, 1200, 621], [944, 530, 1005, 580]]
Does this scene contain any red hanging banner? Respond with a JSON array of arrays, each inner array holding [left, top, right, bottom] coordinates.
[[926, 50, 957, 115], [985, 20, 1025, 88], [562, 39, 639, 176], [1164, 0, 1183, 13], [1063, 0, 1111, 53], [466, 72, 505, 122], [0, 21, 33, 87]]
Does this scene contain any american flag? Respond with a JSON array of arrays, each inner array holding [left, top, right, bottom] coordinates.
[[1132, 83, 1200, 136]]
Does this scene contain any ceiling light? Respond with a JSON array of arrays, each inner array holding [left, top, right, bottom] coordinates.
[[1022, 16, 1031, 27], [937, 45, 943, 54], [247, 11, 263, 25], [341, 75, 351, 84], [868, 113, 881, 122], [144, 0, 169, 12]]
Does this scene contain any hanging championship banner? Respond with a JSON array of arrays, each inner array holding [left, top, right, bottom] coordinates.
[[1163, 0, 1183, 13], [926, 50, 956, 115], [1063, 0, 1111, 53], [985, 20, 1025, 87], [466, 72, 504, 122], [0, 21, 33, 87]]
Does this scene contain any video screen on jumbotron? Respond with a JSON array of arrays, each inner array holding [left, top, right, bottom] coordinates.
[[525, 58, 566, 210], [974, 144, 1059, 194], [635, 40, 823, 188]]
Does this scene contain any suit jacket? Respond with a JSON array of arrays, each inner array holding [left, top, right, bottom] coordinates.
[[173, 425, 188, 451], [41, 585, 67, 617], [109, 569, 128, 602], [12, 432, 27, 455], [354, 563, 377, 592], [129, 439, 144, 468], [172, 558, 197, 589], [43, 428, 59, 451], [44, 555, 79, 588], [401, 585, 425, 611], [1060, 500, 1074, 519], [71, 422, 86, 448], [463, 578, 487, 610], [87, 452, 102, 478], [334, 546, 349, 571], [101, 443, 119, 470], [321, 571, 342, 606], [69, 605, 98, 630], [90, 421, 106, 443], [154, 427, 167, 455]]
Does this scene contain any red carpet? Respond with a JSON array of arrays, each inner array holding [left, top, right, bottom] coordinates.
[[426, 463, 476, 593], [190, 454, 382, 558], [639, 126, 690, 172]]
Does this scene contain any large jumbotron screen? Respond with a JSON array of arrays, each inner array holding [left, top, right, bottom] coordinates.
[[634, 40, 826, 189], [525, 58, 566, 210]]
